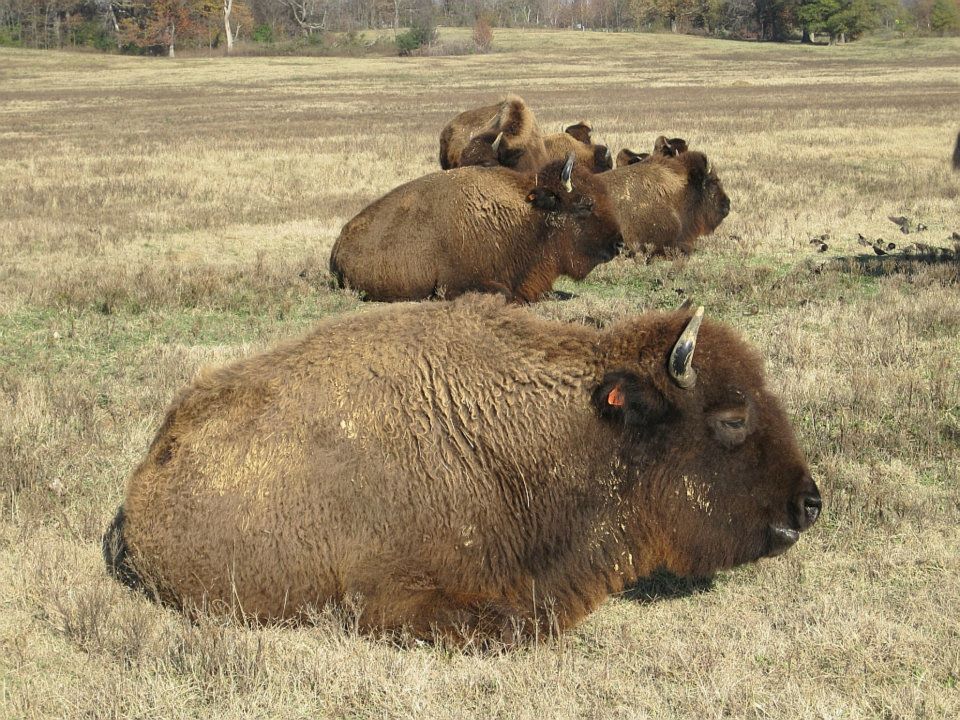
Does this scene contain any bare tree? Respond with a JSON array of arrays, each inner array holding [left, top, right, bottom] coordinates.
[[283, 0, 327, 32]]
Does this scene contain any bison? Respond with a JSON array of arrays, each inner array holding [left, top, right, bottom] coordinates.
[[616, 136, 689, 167], [329, 154, 623, 302], [104, 296, 821, 643], [440, 97, 611, 173], [601, 149, 730, 256], [439, 94, 548, 172], [543, 122, 614, 173]]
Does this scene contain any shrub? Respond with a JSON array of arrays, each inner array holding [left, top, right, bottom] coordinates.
[[472, 17, 493, 53], [252, 24, 273, 44], [396, 0, 436, 55]]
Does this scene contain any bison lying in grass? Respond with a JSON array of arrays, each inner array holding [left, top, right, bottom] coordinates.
[[104, 295, 821, 643], [329, 154, 623, 302], [601, 149, 730, 257], [440, 96, 612, 173], [616, 136, 689, 167], [439, 94, 548, 172]]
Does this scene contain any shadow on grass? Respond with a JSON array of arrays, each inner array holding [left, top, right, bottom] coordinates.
[[620, 569, 715, 605], [815, 246, 959, 279]]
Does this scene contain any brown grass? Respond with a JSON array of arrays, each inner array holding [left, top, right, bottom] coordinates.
[[1, 28, 959, 719]]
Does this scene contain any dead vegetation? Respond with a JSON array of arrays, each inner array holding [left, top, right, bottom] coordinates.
[[0, 28, 959, 719]]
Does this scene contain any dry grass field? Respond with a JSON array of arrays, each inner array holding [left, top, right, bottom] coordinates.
[[1, 28, 959, 719]]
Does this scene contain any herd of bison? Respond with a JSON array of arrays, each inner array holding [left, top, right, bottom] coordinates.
[[330, 95, 730, 303], [103, 94, 830, 645]]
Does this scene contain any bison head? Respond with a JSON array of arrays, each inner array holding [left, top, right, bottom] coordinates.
[[460, 131, 529, 169], [680, 151, 730, 234], [594, 306, 820, 578], [616, 148, 649, 167], [617, 137, 688, 167], [563, 122, 613, 173], [525, 153, 623, 276], [654, 135, 689, 158]]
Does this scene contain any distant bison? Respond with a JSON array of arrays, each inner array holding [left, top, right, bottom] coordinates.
[[616, 136, 689, 167], [602, 150, 730, 256], [440, 98, 611, 174], [329, 154, 622, 302], [953, 130, 959, 170], [543, 122, 613, 173], [104, 296, 821, 642], [439, 95, 548, 172]]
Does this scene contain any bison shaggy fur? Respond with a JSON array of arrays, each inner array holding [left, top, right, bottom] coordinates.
[[329, 158, 623, 302], [105, 295, 820, 643]]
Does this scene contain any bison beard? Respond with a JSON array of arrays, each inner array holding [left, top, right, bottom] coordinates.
[[106, 296, 819, 644]]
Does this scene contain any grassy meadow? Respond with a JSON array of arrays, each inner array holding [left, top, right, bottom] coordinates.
[[1, 28, 959, 719]]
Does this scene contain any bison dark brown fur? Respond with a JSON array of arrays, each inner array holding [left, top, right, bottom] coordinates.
[[105, 295, 820, 643], [439, 95, 548, 172], [329, 157, 622, 302], [543, 122, 613, 173], [602, 150, 730, 256], [616, 136, 689, 167]]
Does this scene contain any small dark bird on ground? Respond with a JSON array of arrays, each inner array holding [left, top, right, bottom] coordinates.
[[888, 216, 927, 234]]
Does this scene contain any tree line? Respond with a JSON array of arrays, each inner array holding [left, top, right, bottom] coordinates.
[[1, 0, 957, 54]]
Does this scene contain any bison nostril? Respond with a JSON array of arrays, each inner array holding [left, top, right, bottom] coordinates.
[[794, 491, 822, 530]]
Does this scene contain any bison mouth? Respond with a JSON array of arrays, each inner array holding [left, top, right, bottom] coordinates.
[[598, 235, 625, 262], [764, 524, 801, 558]]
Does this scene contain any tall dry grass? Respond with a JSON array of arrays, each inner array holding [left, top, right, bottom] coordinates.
[[1, 29, 959, 719]]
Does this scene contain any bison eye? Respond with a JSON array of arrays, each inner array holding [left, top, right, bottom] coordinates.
[[709, 409, 750, 448]]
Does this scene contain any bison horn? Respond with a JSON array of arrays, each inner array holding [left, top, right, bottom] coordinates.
[[562, 153, 575, 192], [669, 306, 704, 389], [492, 132, 503, 153]]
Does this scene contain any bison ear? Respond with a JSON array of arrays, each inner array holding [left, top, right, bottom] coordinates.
[[592, 371, 671, 430], [526, 186, 561, 212], [565, 122, 593, 144]]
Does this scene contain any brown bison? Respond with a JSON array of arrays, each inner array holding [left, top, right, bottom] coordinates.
[[543, 122, 614, 173], [439, 94, 548, 172], [439, 98, 611, 173], [616, 136, 689, 167], [329, 154, 623, 302], [601, 150, 730, 256], [104, 295, 821, 643]]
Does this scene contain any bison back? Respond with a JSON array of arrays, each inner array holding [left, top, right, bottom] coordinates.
[[330, 168, 534, 301]]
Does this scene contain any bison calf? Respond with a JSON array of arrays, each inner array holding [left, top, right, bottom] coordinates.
[[105, 295, 820, 643], [329, 154, 623, 303], [601, 150, 730, 256]]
